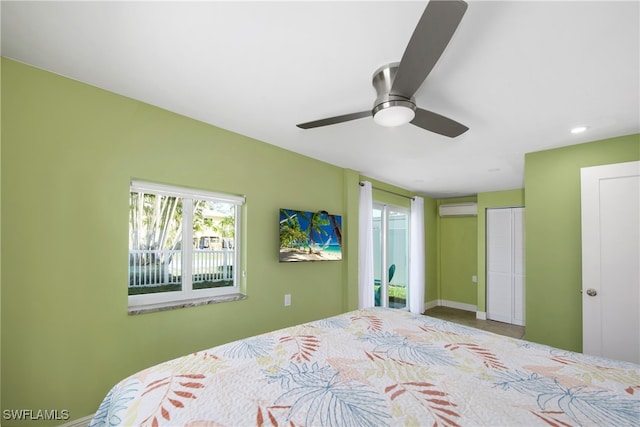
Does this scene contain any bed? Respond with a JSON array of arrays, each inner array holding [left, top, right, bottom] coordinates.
[[89, 307, 639, 426]]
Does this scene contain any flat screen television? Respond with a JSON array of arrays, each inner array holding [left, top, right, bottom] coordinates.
[[279, 208, 342, 262]]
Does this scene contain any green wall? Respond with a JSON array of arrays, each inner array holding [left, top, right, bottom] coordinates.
[[0, 59, 355, 425], [343, 169, 361, 312], [436, 197, 477, 307], [525, 134, 640, 352], [424, 197, 438, 304], [476, 189, 525, 314]]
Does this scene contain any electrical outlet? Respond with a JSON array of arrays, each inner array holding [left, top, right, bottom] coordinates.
[[472, 275, 478, 283], [284, 294, 291, 306]]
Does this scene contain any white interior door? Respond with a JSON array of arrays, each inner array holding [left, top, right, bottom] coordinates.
[[581, 161, 640, 363], [487, 207, 525, 326]]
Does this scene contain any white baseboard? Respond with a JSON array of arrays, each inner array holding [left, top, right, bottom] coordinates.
[[59, 414, 93, 427], [437, 299, 477, 313], [476, 311, 487, 320], [424, 300, 439, 310]]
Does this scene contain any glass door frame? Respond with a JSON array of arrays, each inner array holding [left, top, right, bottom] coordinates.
[[373, 202, 410, 310]]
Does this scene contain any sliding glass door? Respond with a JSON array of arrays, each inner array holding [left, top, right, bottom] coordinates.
[[373, 204, 409, 309]]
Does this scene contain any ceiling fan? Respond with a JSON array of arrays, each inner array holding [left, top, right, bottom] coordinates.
[[297, 0, 469, 138]]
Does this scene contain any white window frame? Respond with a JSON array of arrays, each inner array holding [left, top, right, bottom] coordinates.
[[128, 180, 245, 312]]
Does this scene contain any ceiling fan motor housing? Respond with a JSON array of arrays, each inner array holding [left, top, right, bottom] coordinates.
[[372, 63, 416, 125]]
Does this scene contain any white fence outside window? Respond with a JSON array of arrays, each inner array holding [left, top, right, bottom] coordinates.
[[129, 249, 234, 288]]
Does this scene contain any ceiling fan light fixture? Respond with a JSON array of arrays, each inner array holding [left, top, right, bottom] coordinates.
[[373, 100, 416, 127]]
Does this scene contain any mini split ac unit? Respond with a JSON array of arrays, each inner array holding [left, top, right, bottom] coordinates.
[[439, 202, 478, 217]]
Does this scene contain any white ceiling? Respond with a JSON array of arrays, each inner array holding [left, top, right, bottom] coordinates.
[[2, 1, 638, 198]]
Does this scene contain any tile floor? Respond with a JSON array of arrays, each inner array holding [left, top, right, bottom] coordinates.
[[424, 306, 525, 339]]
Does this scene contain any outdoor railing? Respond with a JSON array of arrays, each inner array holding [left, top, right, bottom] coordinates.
[[129, 249, 234, 287]]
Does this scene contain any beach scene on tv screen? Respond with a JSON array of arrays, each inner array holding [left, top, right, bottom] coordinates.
[[279, 209, 342, 262]]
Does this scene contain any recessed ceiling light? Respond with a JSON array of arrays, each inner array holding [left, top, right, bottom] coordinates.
[[571, 126, 588, 134]]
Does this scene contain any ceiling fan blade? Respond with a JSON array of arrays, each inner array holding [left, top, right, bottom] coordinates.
[[411, 108, 468, 137], [296, 111, 371, 129], [390, 0, 468, 98]]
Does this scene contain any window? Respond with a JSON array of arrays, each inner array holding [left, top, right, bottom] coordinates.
[[373, 203, 409, 310], [128, 180, 245, 312]]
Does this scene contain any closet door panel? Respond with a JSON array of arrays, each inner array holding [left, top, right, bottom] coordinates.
[[513, 275, 525, 326], [513, 208, 525, 325], [513, 208, 525, 276], [487, 209, 513, 323], [487, 272, 513, 323], [487, 209, 512, 274], [487, 207, 525, 326]]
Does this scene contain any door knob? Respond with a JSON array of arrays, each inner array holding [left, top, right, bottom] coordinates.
[[586, 288, 597, 297]]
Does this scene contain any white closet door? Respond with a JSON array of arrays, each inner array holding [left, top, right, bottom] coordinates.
[[512, 208, 525, 326], [487, 207, 525, 326], [487, 209, 514, 324]]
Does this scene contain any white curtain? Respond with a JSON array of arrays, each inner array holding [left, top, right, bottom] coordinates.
[[358, 181, 375, 309], [409, 196, 425, 314]]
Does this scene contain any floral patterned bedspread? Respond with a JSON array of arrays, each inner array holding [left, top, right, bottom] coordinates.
[[89, 308, 640, 427]]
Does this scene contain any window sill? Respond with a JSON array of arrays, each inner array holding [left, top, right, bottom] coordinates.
[[128, 293, 247, 315]]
